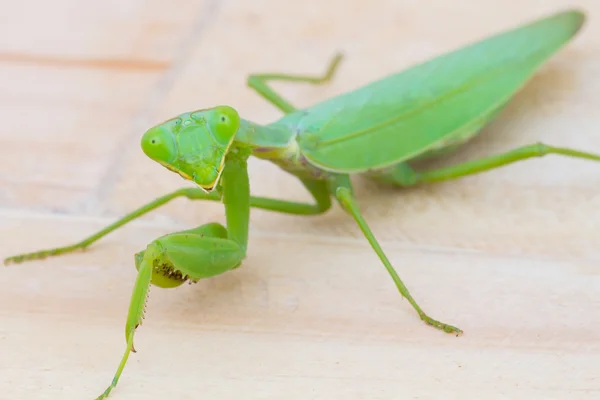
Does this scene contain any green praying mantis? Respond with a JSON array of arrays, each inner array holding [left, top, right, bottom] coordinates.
[[4, 8, 600, 399]]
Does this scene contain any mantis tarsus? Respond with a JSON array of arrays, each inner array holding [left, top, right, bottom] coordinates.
[[4, 8, 600, 399]]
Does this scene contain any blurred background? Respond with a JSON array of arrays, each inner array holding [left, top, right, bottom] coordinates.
[[1, 1, 599, 399]]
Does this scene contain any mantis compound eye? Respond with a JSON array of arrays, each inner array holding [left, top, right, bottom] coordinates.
[[205, 105, 240, 146], [140, 125, 178, 165]]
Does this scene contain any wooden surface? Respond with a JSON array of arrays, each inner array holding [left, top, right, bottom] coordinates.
[[1, 0, 599, 399]]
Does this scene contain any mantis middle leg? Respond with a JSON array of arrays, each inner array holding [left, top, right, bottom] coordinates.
[[329, 174, 462, 335], [4, 178, 331, 265]]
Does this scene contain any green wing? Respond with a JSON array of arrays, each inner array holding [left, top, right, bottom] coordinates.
[[281, 10, 585, 172]]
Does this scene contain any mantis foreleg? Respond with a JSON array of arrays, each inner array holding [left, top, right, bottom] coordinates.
[[95, 222, 242, 400], [96, 153, 254, 398]]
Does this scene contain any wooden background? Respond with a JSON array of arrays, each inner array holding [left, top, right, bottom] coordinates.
[[1, 0, 599, 399]]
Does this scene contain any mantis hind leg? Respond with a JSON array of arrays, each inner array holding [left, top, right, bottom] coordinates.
[[329, 175, 462, 335], [366, 142, 600, 186], [247, 52, 343, 113], [3, 179, 331, 265]]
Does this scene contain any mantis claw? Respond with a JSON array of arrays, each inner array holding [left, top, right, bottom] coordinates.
[[420, 314, 463, 336], [94, 330, 136, 400], [3, 247, 79, 265]]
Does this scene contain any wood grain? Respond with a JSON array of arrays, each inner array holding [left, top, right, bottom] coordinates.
[[1, 0, 599, 399]]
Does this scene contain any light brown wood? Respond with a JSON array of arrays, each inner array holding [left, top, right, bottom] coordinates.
[[1, 0, 599, 399]]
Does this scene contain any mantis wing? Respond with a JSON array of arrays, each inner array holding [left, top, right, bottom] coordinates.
[[284, 10, 584, 173]]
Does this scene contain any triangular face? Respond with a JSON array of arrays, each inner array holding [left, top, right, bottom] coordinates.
[[141, 106, 240, 192]]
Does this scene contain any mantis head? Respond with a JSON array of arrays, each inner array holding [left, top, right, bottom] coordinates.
[[141, 105, 240, 191]]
